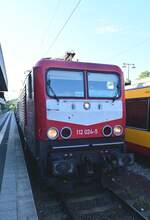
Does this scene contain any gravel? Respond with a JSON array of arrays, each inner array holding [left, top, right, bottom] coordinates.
[[127, 161, 150, 181]]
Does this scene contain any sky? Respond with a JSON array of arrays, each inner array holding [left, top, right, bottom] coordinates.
[[1, 0, 150, 100]]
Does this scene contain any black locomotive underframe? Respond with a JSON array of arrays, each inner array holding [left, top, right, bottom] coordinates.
[[35, 137, 133, 183]]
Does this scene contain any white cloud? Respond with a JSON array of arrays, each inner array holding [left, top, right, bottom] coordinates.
[[96, 24, 121, 34], [111, 0, 121, 9]]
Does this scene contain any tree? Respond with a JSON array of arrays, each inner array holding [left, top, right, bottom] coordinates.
[[5, 99, 17, 110], [138, 70, 150, 79]]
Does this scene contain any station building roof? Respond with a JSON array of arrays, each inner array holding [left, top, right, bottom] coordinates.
[[0, 45, 8, 91]]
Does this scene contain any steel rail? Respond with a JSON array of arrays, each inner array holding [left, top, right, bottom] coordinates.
[[106, 187, 148, 220], [53, 184, 149, 220]]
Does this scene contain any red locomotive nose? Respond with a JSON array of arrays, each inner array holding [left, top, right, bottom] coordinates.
[[16, 57, 127, 184]]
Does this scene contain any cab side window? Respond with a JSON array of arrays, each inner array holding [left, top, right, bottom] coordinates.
[[126, 98, 149, 130]]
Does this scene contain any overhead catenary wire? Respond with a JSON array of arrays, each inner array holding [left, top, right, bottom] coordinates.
[[44, 0, 82, 56], [39, 0, 62, 51], [109, 36, 150, 61]]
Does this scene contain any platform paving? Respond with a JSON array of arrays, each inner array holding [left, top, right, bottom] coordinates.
[[0, 112, 9, 131], [0, 111, 38, 220]]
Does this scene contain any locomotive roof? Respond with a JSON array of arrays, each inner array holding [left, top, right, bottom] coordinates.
[[35, 58, 122, 74]]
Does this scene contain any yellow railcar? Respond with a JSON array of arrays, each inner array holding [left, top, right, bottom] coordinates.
[[125, 86, 150, 156]]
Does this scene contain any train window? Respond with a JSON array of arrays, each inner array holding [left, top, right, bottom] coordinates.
[[87, 72, 120, 98], [47, 70, 84, 98], [28, 74, 32, 99], [126, 99, 149, 129]]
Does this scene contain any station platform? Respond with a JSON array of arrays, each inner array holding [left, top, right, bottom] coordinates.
[[0, 111, 38, 220]]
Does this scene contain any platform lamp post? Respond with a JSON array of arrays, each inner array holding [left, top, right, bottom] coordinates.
[[122, 63, 136, 85]]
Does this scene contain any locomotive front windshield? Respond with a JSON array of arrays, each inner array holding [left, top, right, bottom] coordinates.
[[46, 69, 120, 99], [87, 72, 120, 98], [47, 70, 84, 97]]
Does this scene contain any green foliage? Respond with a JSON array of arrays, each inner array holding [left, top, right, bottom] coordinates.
[[9, 104, 16, 110], [5, 99, 17, 110], [138, 70, 150, 79]]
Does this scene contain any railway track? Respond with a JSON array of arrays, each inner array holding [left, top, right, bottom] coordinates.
[[27, 156, 150, 220], [106, 188, 148, 220], [56, 191, 119, 220], [51, 178, 150, 220], [102, 173, 150, 220]]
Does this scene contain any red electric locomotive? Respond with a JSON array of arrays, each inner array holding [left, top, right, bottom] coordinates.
[[17, 55, 132, 185]]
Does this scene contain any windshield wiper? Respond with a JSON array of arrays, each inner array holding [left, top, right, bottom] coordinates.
[[47, 79, 59, 102], [112, 84, 120, 102], [112, 93, 118, 102]]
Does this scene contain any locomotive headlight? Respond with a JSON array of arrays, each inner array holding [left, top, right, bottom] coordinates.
[[84, 102, 90, 110], [102, 125, 112, 137], [113, 125, 123, 136], [60, 127, 72, 139], [47, 127, 59, 140]]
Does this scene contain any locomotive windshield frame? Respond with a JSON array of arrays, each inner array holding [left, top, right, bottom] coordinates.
[[46, 68, 121, 100], [46, 69, 85, 98], [87, 71, 121, 98]]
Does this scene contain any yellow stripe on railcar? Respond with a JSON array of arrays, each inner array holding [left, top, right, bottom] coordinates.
[[126, 86, 150, 99]]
